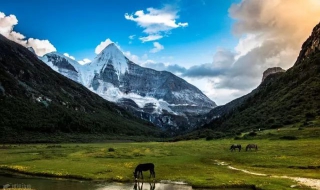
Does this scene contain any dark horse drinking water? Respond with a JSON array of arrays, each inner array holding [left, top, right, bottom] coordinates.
[[246, 144, 258, 151], [230, 144, 241, 152], [134, 163, 155, 180]]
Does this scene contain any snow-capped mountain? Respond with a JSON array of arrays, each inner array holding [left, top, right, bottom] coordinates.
[[40, 52, 83, 84], [40, 43, 217, 131]]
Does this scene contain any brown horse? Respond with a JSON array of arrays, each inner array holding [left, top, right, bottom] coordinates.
[[246, 144, 258, 151], [133, 163, 155, 180]]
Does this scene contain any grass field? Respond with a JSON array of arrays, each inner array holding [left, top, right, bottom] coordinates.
[[0, 127, 319, 190]]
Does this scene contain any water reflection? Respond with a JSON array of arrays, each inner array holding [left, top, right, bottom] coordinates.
[[0, 174, 193, 190], [0, 174, 251, 190], [133, 182, 155, 190], [96, 181, 192, 190]]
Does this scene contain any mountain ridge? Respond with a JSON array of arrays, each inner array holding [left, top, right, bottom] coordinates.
[[197, 22, 320, 135], [0, 34, 163, 143], [41, 43, 216, 131]]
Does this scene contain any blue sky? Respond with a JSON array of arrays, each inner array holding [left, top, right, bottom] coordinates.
[[1, 0, 320, 105], [0, 0, 237, 66]]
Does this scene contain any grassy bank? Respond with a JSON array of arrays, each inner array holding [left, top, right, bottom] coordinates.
[[0, 131, 319, 189]]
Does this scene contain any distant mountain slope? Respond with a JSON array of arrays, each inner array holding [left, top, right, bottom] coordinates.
[[40, 52, 83, 84], [40, 43, 216, 131], [0, 34, 162, 143], [201, 22, 320, 133]]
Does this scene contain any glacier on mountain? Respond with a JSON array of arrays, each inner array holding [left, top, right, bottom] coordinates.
[[40, 43, 217, 130]]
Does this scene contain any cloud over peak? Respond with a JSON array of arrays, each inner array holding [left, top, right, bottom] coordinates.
[[0, 11, 56, 56], [95, 38, 114, 54], [63, 53, 75, 60], [78, 58, 91, 65]]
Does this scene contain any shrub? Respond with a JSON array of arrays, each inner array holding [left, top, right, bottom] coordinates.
[[305, 112, 316, 120], [248, 131, 257, 137], [279, 136, 298, 140], [270, 123, 283, 129], [236, 132, 242, 136]]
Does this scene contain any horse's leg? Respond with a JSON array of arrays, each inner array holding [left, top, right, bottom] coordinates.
[[141, 171, 143, 179], [138, 182, 143, 190], [139, 171, 142, 179], [150, 169, 155, 178], [151, 182, 156, 190], [134, 182, 138, 190]]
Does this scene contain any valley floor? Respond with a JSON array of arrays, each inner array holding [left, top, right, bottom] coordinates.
[[0, 128, 319, 190]]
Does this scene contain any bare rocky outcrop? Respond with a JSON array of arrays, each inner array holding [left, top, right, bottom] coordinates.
[[262, 67, 285, 82], [295, 22, 320, 64]]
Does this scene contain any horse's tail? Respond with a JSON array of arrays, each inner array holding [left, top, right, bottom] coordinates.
[[256, 145, 258, 151]]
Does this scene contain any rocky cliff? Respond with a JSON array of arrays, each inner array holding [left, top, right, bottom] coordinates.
[[262, 67, 285, 82], [199, 22, 320, 133], [296, 22, 320, 64]]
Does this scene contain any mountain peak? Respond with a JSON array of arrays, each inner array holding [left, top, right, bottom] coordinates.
[[99, 42, 122, 55], [262, 67, 285, 82], [90, 42, 128, 77], [105, 42, 116, 48], [94, 42, 125, 61], [295, 22, 320, 65]]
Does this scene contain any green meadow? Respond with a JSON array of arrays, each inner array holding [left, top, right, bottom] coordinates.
[[0, 127, 319, 190]]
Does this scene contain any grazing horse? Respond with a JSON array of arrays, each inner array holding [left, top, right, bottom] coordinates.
[[246, 144, 258, 151], [230, 144, 241, 152], [133, 163, 155, 180]]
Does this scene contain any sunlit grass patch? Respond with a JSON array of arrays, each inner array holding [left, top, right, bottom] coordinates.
[[0, 138, 319, 189]]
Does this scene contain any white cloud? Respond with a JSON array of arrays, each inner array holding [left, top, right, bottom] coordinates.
[[27, 38, 56, 56], [129, 35, 136, 40], [0, 11, 56, 56], [123, 51, 141, 63], [78, 58, 91, 65], [125, 5, 188, 42], [150, 42, 164, 53], [63, 53, 75, 60], [139, 34, 163, 43], [222, 0, 320, 87], [168, 0, 320, 105], [63, 53, 91, 65], [142, 54, 148, 60], [95, 38, 115, 54]]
